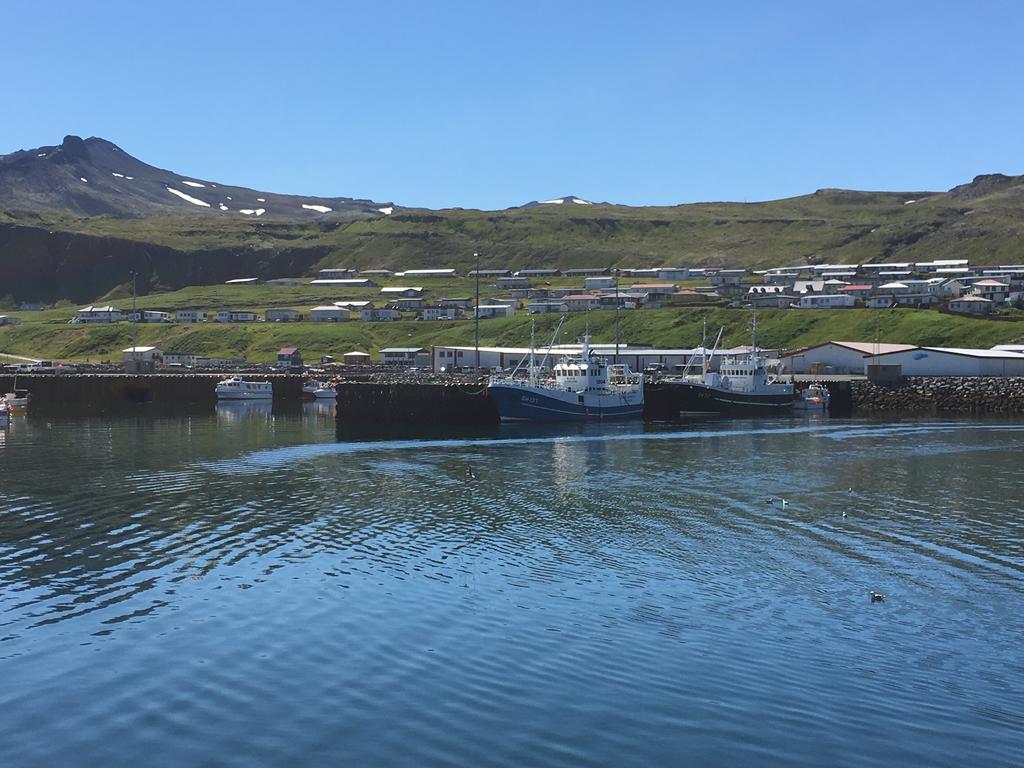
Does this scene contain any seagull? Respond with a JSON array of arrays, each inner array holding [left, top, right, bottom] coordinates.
[[869, 591, 885, 603], [781, 499, 789, 507], [842, 510, 848, 518], [848, 487, 854, 494]]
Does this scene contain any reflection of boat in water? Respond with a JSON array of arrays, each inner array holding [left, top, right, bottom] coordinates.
[[215, 399, 273, 423], [303, 399, 336, 419], [215, 376, 273, 400], [664, 316, 793, 415], [302, 380, 337, 399], [792, 383, 830, 412], [487, 326, 644, 422]]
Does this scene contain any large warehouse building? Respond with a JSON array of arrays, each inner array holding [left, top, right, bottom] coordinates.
[[781, 341, 1024, 377]]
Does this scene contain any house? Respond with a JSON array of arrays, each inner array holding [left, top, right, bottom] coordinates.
[[628, 283, 678, 299], [318, 268, 356, 278], [175, 309, 207, 323], [527, 301, 569, 314], [332, 300, 374, 311], [837, 284, 874, 298], [468, 269, 512, 278], [225, 277, 259, 285], [970, 279, 1010, 302], [584, 276, 616, 290], [709, 269, 746, 288], [361, 308, 401, 321], [475, 304, 516, 319], [163, 352, 196, 367], [308, 306, 352, 322], [386, 297, 427, 311], [73, 305, 123, 323], [746, 286, 794, 308], [421, 307, 458, 321], [277, 347, 303, 368], [123, 346, 163, 373], [561, 294, 600, 311], [395, 268, 457, 278], [948, 296, 994, 315], [342, 351, 372, 365], [865, 296, 896, 309], [796, 294, 856, 309], [264, 278, 305, 286], [216, 310, 259, 323], [380, 287, 425, 298], [658, 268, 690, 280], [309, 278, 376, 287], [496, 276, 531, 289], [128, 310, 172, 323], [265, 309, 303, 322], [437, 297, 474, 309], [792, 280, 826, 295], [380, 347, 429, 367], [0, 315, 23, 326], [515, 268, 560, 277], [358, 269, 393, 277], [564, 268, 610, 277]]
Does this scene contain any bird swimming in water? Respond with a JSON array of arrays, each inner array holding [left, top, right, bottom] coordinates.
[[842, 510, 848, 518], [869, 591, 885, 603]]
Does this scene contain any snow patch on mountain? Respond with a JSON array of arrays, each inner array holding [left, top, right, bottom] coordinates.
[[166, 187, 211, 207], [302, 203, 332, 213]]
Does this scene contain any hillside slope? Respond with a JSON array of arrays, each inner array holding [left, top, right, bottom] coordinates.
[[1, 135, 1023, 303]]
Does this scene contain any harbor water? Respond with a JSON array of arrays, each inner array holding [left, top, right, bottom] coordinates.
[[1, 405, 1022, 766]]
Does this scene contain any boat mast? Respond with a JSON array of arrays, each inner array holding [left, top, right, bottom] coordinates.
[[529, 318, 537, 386], [131, 270, 137, 354], [701, 317, 708, 377]]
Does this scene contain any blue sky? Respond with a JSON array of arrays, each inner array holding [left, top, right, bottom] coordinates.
[[3, 1, 1022, 209]]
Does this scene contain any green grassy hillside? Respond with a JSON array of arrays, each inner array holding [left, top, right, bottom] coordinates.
[[3, 306, 1023, 364]]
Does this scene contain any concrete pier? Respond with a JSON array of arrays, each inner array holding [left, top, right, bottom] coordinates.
[[0, 373, 304, 407]]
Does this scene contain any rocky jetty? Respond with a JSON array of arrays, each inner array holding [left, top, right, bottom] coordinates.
[[852, 377, 1024, 415]]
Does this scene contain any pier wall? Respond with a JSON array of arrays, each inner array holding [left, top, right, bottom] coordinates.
[[335, 382, 499, 425], [0, 373, 304, 406], [852, 377, 1024, 415]]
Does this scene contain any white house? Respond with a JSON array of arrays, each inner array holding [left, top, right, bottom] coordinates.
[[342, 351, 372, 365], [396, 269, 457, 278], [309, 278, 377, 287], [74, 305, 123, 323], [970, 280, 1010, 302], [380, 347, 429, 367], [796, 294, 856, 309], [175, 309, 207, 323], [361, 308, 401, 321], [475, 304, 516, 319], [318, 268, 356, 278], [128, 310, 172, 323], [584, 276, 616, 290], [496, 276, 531, 289], [421, 307, 458, 321], [225, 277, 259, 285], [948, 296, 993, 315], [216, 310, 259, 323], [561, 294, 600, 311], [265, 309, 303, 322], [123, 346, 163, 373], [380, 287, 425, 298], [308, 306, 352, 322]]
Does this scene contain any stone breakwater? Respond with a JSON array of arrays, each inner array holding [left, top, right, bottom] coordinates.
[[852, 377, 1024, 415]]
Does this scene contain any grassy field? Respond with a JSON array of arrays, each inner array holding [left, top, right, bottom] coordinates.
[[3, 303, 1023, 364]]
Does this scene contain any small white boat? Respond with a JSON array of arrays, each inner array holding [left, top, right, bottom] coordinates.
[[302, 380, 337, 399], [3, 388, 30, 409], [0, 397, 11, 428], [793, 383, 830, 412], [215, 376, 273, 400]]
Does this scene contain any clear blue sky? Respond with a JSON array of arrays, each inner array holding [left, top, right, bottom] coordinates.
[[3, 1, 1022, 209]]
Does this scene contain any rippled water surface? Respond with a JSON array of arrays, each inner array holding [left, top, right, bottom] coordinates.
[[1, 404, 1022, 767]]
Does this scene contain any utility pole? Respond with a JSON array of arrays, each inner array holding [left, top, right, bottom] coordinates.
[[130, 270, 138, 353], [474, 251, 481, 370]]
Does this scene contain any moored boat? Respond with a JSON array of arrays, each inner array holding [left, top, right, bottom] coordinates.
[[487, 332, 644, 422], [215, 376, 274, 400], [3, 388, 31, 409], [663, 315, 794, 415], [0, 397, 11, 428], [302, 380, 337, 399], [792, 383, 830, 412]]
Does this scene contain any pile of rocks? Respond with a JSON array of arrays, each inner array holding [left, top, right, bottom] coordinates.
[[852, 377, 1024, 414]]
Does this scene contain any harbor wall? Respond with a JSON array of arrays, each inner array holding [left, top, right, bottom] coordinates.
[[335, 381, 499, 425], [851, 377, 1024, 415], [0, 373, 304, 406]]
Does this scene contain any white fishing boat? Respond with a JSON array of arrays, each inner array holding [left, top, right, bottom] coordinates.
[[215, 376, 274, 400], [302, 380, 337, 399], [487, 319, 644, 422], [792, 383, 830, 412], [3, 388, 30, 409]]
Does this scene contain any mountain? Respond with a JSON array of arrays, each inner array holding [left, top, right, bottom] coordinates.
[[1, 135, 1023, 304], [0, 135, 394, 220]]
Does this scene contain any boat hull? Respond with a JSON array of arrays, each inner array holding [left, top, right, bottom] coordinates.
[[215, 389, 273, 400], [667, 381, 794, 415], [487, 384, 643, 422]]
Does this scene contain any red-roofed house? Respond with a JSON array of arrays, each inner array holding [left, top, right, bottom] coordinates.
[[838, 284, 874, 297], [562, 294, 600, 311]]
